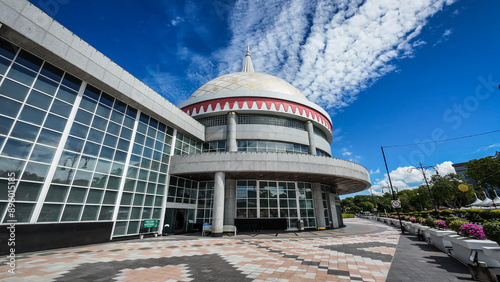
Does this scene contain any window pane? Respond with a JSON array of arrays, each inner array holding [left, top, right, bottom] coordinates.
[[72, 170, 92, 186], [30, 144, 56, 164], [103, 191, 117, 204], [26, 90, 52, 110], [64, 136, 85, 153], [40, 62, 63, 82], [45, 185, 69, 202], [86, 189, 103, 204], [0, 116, 14, 135], [61, 205, 82, 221], [1, 138, 32, 158], [44, 114, 67, 132], [19, 105, 46, 125], [74, 109, 93, 124], [11, 121, 40, 141], [98, 206, 114, 220], [55, 86, 77, 103], [4, 203, 34, 223], [0, 95, 22, 117], [81, 205, 99, 221], [15, 50, 43, 71], [67, 187, 87, 203], [7, 63, 36, 86], [0, 79, 30, 101], [38, 204, 63, 222], [21, 162, 49, 182], [37, 129, 61, 147], [15, 182, 42, 201], [50, 99, 72, 117], [34, 75, 59, 95]]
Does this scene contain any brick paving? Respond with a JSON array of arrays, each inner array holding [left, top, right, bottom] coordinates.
[[0, 218, 472, 281]]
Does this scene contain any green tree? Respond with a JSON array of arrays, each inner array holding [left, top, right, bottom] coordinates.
[[466, 154, 500, 191], [360, 201, 374, 212], [430, 173, 475, 208]]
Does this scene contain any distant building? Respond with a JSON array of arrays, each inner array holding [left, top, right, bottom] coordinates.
[[0, 0, 370, 254]]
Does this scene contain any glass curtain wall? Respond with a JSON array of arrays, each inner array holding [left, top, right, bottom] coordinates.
[[236, 180, 317, 229]]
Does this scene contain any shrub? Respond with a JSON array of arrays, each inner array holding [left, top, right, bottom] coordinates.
[[410, 218, 417, 223], [465, 209, 483, 221], [426, 217, 436, 228], [445, 216, 457, 226], [435, 221, 447, 229], [449, 218, 470, 233], [459, 224, 486, 240], [439, 210, 452, 217], [342, 214, 355, 218], [484, 221, 500, 244], [453, 209, 466, 217], [490, 210, 500, 220]]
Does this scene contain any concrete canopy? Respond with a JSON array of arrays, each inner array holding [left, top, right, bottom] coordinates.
[[170, 152, 371, 195]]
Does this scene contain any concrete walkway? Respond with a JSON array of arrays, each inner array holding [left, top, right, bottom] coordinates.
[[0, 218, 474, 281]]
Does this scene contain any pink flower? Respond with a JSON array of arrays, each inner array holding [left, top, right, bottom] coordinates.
[[459, 224, 486, 240]]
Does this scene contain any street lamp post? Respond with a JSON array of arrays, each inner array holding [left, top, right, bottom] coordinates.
[[408, 162, 439, 215]]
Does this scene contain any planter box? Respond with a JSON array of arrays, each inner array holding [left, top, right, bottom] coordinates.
[[428, 229, 455, 252], [403, 222, 412, 232], [410, 223, 420, 235], [418, 226, 430, 242], [483, 246, 500, 265], [445, 234, 500, 267]]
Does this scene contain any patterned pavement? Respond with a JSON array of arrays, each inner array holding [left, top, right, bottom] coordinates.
[[0, 218, 402, 281]]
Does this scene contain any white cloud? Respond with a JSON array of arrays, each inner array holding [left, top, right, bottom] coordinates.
[[370, 160, 456, 193], [171, 16, 184, 26], [212, 0, 456, 110], [433, 28, 453, 46], [370, 168, 380, 174]]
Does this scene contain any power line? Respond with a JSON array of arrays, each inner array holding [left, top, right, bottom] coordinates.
[[382, 129, 500, 149]]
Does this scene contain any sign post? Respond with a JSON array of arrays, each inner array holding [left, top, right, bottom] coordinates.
[[391, 200, 401, 209]]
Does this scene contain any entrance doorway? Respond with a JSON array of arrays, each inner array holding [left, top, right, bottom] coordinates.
[[163, 208, 196, 234], [174, 209, 185, 233]]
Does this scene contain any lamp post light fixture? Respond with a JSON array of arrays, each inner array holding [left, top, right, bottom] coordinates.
[[408, 162, 439, 215]]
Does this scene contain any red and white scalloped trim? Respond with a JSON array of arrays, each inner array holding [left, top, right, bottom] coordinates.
[[181, 97, 332, 132]]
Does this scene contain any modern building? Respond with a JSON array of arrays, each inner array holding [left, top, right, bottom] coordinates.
[[0, 0, 370, 254]]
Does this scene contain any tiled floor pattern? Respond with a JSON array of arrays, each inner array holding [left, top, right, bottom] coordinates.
[[0, 219, 400, 281]]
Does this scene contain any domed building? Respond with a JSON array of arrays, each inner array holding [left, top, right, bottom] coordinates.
[[0, 0, 370, 254], [169, 47, 371, 235]]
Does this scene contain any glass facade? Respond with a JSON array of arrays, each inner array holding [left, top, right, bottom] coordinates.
[[196, 181, 214, 224], [0, 37, 204, 237], [236, 180, 317, 229], [197, 115, 227, 127], [237, 140, 308, 154], [174, 132, 202, 155], [202, 141, 226, 153], [167, 176, 197, 204], [238, 114, 306, 131]]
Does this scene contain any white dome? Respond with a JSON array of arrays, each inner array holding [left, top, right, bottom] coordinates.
[[189, 72, 308, 100]]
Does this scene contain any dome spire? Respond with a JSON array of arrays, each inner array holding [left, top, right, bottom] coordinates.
[[241, 44, 255, 72]]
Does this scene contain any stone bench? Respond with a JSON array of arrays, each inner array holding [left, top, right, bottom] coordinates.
[[223, 225, 237, 236]]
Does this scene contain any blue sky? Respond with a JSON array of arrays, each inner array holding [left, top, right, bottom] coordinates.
[[33, 0, 500, 198]]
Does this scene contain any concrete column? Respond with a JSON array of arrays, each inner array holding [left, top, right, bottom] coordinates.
[[305, 121, 316, 155], [329, 193, 340, 228], [311, 183, 326, 228], [224, 179, 236, 225], [227, 112, 237, 152], [212, 171, 226, 236]]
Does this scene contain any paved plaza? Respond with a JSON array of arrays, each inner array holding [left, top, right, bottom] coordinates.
[[1, 218, 472, 281]]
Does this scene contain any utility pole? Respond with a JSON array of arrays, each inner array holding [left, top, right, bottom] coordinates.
[[408, 162, 439, 215], [381, 147, 405, 234]]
